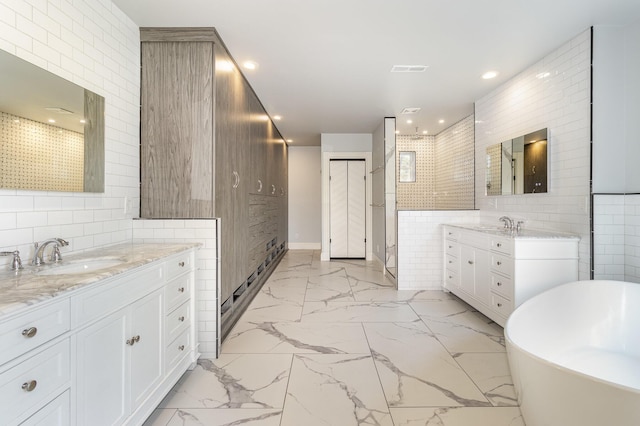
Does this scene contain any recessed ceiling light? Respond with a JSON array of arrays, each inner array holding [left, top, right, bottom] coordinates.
[[536, 72, 550, 79], [395, 130, 400, 134], [391, 65, 429, 73], [243, 61, 258, 70], [482, 71, 498, 79], [48, 119, 55, 123], [401, 107, 421, 114], [438, 119, 445, 124], [273, 115, 282, 121], [286, 139, 292, 143], [406, 119, 413, 124], [80, 119, 86, 124], [422, 130, 428, 134]]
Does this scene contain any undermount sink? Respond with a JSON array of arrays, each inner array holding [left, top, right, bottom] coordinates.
[[36, 258, 124, 276]]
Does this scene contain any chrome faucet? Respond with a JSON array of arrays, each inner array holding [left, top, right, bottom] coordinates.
[[32, 238, 69, 266], [499, 216, 513, 231], [0, 250, 23, 270]]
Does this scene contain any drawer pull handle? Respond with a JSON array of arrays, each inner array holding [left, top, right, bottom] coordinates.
[[497, 302, 503, 308], [178, 345, 185, 351], [496, 261, 502, 266], [22, 380, 37, 392], [22, 327, 38, 338], [448, 275, 453, 279], [126, 335, 141, 346], [178, 316, 185, 322], [497, 282, 502, 286], [497, 243, 502, 247], [178, 287, 185, 293], [178, 261, 185, 267], [468, 261, 473, 265]]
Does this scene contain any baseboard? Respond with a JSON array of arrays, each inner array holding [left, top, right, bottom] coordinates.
[[288, 242, 321, 250]]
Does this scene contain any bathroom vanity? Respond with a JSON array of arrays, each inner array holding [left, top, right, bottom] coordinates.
[[443, 224, 579, 326], [0, 243, 198, 426]]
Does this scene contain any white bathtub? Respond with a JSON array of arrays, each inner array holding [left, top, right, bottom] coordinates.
[[505, 280, 640, 426]]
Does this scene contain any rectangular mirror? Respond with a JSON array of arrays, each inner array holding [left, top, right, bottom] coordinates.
[[485, 128, 548, 195], [0, 49, 105, 192]]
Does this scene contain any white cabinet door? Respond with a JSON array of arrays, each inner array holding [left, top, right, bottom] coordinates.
[[474, 249, 491, 306], [460, 245, 475, 296], [75, 309, 128, 426], [329, 160, 366, 258], [130, 290, 163, 409]]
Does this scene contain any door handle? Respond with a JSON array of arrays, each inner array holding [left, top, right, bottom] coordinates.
[[257, 179, 263, 193], [232, 171, 239, 189]]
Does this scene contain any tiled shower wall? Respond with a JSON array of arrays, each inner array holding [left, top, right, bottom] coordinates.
[[0, 0, 140, 265], [1, 111, 84, 192], [396, 115, 474, 210], [475, 29, 592, 279]]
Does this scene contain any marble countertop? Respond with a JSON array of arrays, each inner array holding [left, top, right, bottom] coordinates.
[[446, 223, 580, 240], [0, 242, 199, 318]]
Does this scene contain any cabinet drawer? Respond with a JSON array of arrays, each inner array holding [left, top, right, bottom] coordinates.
[[165, 274, 191, 312], [444, 269, 459, 288], [0, 339, 70, 425], [72, 264, 162, 328], [490, 273, 513, 300], [0, 299, 70, 366], [490, 253, 513, 277], [21, 389, 69, 426], [444, 228, 460, 241], [491, 292, 513, 318], [166, 300, 190, 344], [490, 237, 513, 255], [445, 241, 459, 257], [166, 328, 190, 373], [445, 254, 459, 271], [166, 251, 194, 281]]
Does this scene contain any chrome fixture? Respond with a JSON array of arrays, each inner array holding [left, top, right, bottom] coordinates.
[[516, 221, 525, 233], [499, 216, 514, 231], [1, 250, 23, 270], [32, 238, 69, 266]]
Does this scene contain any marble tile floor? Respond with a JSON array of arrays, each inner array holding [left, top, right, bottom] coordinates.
[[145, 250, 525, 426]]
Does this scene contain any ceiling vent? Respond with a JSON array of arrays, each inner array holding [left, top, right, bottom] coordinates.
[[400, 107, 421, 114], [391, 65, 428, 73]]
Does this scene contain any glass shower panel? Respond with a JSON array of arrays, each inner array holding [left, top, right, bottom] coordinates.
[[384, 118, 397, 280]]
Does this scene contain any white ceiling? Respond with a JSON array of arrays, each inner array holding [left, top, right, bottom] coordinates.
[[114, 0, 640, 146]]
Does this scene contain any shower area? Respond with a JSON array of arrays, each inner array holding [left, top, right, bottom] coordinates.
[[374, 115, 475, 289]]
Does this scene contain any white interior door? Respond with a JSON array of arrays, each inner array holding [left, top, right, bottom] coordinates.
[[330, 160, 366, 258]]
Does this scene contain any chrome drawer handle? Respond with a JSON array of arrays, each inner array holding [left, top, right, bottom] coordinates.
[[497, 302, 503, 308], [497, 282, 502, 286], [22, 380, 37, 392], [126, 335, 141, 346], [257, 179, 263, 193], [178, 287, 185, 293], [178, 261, 185, 267], [497, 243, 502, 247], [448, 260, 452, 264], [468, 261, 473, 265], [496, 261, 502, 266], [178, 316, 185, 322], [22, 327, 37, 338], [178, 345, 185, 351]]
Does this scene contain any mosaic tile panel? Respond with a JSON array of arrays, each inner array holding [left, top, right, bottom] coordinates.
[[0, 111, 84, 192], [396, 134, 436, 209]]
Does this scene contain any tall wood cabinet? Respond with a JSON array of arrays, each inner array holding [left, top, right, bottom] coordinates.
[[140, 28, 288, 337]]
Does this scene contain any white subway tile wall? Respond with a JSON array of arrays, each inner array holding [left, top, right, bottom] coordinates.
[[397, 210, 479, 290], [132, 219, 220, 359], [475, 29, 592, 279], [593, 194, 640, 283], [0, 0, 140, 266]]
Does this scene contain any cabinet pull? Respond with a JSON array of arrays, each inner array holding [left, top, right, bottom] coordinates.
[[497, 302, 503, 308], [178, 261, 185, 267], [496, 261, 502, 266], [178, 345, 185, 351], [468, 260, 473, 265], [178, 316, 185, 322], [232, 171, 240, 189], [22, 380, 37, 392], [126, 335, 141, 346], [257, 179, 263, 193], [178, 287, 185, 293], [22, 327, 37, 338], [497, 282, 502, 286], [280, 187, 284, 196], [497, 243, 502, 247], [271, 184, 276, 195]]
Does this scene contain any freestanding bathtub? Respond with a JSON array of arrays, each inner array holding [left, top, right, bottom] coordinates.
[[505, 280, 640, 426]]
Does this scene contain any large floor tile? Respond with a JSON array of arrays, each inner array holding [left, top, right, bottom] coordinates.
[[454, 353, 518, 406], [305, 274, 355, 302], [143, 409, 176, 426], [301, 301, 419, 322], [239, 287, 305, 322], [281, 354, 393, 426], [420, 311, 506, 353], [222, 321, 370, 354], [159, 355, 292, 409], [389, 407, 525, 425], [364, 322, 489, 407], [164, 409, 282, 426]]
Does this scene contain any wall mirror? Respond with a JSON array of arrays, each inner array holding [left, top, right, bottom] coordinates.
[[485, 128, 548, 195], [0, 49, 105, 192]]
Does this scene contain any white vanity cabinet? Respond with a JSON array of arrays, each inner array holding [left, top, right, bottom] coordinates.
[[443, 225, 578, 326], [0, 245, 197, 426]]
